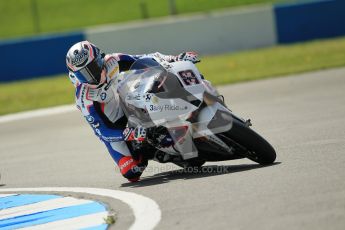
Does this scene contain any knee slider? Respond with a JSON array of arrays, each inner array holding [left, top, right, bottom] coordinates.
[[118, 156, 147, 180]]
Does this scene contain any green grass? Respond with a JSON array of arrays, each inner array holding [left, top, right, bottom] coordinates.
[[0, 76, 74, 115], [1, 36, 345, 116], [0, 0, 283, 39], [199, 37, 345, 85]]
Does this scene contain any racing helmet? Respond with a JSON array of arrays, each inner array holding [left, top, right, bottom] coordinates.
[[66, 41, 105, 85]]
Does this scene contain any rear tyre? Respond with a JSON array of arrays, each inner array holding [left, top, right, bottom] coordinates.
[[220, 119, 276, 165]]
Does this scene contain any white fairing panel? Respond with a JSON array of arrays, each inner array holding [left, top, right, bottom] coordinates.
[[118, 59, 233, 159], [193, 102, 233, 138]]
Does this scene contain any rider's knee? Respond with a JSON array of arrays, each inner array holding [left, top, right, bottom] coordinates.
[[118, 156, 147, 182]]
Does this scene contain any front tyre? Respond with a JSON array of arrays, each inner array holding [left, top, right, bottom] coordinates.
[[220, 119, 276, 165]]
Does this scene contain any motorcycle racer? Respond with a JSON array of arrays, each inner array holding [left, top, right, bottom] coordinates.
[[66, 40, 201, 182]]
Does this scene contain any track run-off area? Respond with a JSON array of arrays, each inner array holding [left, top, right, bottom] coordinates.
[[1, 68, 345, 229]]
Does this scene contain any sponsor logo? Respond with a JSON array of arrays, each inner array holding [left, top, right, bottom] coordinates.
[[100, 92, 107, 100], [149, 104, 188, 112], [91, 122, 102, 136], [119, 158, 134, 171], [91, 122, 100, 129], [81, 87, 86, 108], [123, 127, 134, 140], [85, 115, 95, 123], [71, 50, 88, 66], [104, 136, 123, 142], [108, 66, 119, 79], [145, 94, 152, 101], [127, 94, 141, 101], [95, 129, 102, 136], [178, 70, 200, 85]]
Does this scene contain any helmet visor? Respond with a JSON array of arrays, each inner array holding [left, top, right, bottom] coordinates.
[[74, 55, 104, 84]]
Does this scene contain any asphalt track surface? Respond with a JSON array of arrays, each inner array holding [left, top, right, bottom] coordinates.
[[1, 67, 345, 229]]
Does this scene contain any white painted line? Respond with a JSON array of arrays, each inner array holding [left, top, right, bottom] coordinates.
[[0, 194, 17, 198], [0, 187, 161, 230], [21, 211, 108, 230], [0, 197, 92, 220], [0, 104, 76, 124]]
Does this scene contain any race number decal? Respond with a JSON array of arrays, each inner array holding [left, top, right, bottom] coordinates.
[[178, 70, 200, 85]]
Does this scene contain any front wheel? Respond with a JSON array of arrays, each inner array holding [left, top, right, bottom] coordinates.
[[218, 119, 276, 165]]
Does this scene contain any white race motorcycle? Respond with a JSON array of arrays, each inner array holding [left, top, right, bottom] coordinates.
[[117, 58, 276, 168]]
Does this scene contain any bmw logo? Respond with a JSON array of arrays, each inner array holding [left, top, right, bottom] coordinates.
[[85, 115, 95, 123], [100, 92, 107, 100]]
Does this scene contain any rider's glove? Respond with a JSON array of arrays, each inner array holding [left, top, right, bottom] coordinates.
[[123, 126, 147, 142], [176, 51, 200, 64]]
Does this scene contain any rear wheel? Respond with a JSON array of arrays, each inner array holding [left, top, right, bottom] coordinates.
[[218, 119, 276, 165]]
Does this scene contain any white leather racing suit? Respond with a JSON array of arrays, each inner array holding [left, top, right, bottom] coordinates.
[[68, 52, 176, 181]]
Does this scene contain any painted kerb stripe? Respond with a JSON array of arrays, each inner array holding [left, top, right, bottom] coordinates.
[[0, 194, 108, 230], [0, 187, 162, 230]]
